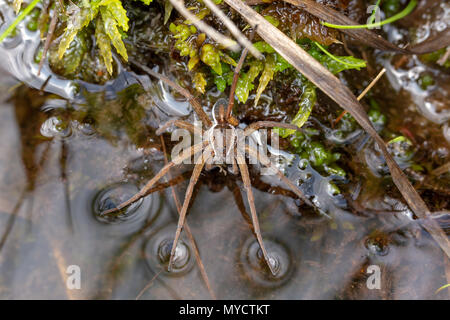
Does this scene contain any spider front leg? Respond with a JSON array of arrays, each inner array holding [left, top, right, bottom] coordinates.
[[156, 119, 197, 135], [101, 141, 207, 216], [245, 145, 313, 207], [168, 145, 213, 271], [235, 151, 277, 276], [244, 121, 302, 137]]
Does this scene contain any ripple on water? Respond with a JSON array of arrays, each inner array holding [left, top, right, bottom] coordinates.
[[143, 224, 195, 276], [92, 182, 155, 234], [239, 236, 293, 289]]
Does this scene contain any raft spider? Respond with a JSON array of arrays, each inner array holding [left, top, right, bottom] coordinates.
[[103, 49, 313, 275]]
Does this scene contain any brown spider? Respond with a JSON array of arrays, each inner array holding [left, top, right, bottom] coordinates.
[[103, 49, 313, 275]]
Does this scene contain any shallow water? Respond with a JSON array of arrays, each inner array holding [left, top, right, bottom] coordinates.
[[0, 0, 449, 300]]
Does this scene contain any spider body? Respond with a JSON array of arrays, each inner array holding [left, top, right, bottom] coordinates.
[[103, 57, 313, 275]]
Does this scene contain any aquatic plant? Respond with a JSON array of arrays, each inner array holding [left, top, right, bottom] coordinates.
[[321, 0, 417, 29], [57, 0, 151, 75]]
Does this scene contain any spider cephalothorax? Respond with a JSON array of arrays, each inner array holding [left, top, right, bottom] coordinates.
[[103, 53, 313, 275]]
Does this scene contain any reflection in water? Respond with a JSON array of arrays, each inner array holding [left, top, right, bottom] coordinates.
[[0, 85, 50, 253]]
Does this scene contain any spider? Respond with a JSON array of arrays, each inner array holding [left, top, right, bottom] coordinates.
[[103, 48, 313, 275]]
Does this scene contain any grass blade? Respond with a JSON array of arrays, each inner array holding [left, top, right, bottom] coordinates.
[[285, 0, 450, 54], [321, 0, 417, 30], [0, 0, 42, 43]]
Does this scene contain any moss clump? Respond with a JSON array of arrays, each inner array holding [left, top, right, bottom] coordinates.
[[290, 129, 346, 177]]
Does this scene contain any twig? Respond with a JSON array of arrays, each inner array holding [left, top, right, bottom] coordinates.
[[431, 162, 450, 177], [225, 27, 256, 119], [201, 0, 262, 59], [135, 268, 164, 300], [38, 8, 58, 75], [169, 0, 239, 51], [437, 47, 450, 66], [226, 46, 248, 119], [334, 68, 386, 125]]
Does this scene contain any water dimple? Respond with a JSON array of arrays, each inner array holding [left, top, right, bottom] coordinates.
[[240, 237, 293, 288], [157, 239, 191, 270], [144, 224, 195, 276], [92, 182, 148, 224]]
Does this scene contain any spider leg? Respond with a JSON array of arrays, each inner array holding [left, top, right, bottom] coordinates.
[[225, 47, 249, 120], [156, 119, 196, 135], [245, 145, 313, 207], [102, 141, 206, 216], [244, 121, 302, 137], [250, 173, 298, 199], [168, 146, 212, 271], [236, 151, 277, 276], [130, 59, 212, 128], [141, 171, 192, 197], [225, 27, 257, 121], [231, 156, 239, 175], [226, 179, 252, 228]]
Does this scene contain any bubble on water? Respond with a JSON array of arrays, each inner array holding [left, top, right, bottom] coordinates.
[[40, 116, 72, 138], [287, 156, 347, 214], [73, 121, 96, 136]]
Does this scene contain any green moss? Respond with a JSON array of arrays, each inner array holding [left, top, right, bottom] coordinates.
[[368, 99, 387, 129], [26, 7, 40, 31], [50, 31, 90, 76], [200, 44, 222, 75], [418, 74, 435, 90], [382, 0, 401, 17], [288, 130, 346, 177], [420, 48, 450, 68]]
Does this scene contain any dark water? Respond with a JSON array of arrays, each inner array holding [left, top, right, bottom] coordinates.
[[0, 0, 449, 299]]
